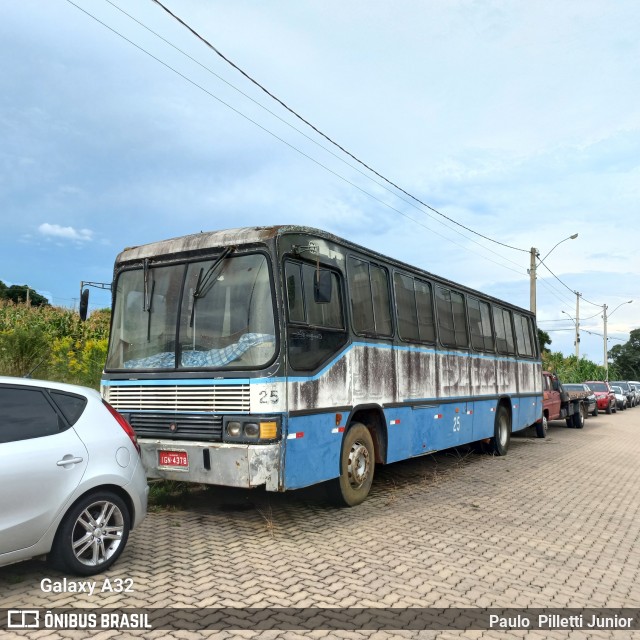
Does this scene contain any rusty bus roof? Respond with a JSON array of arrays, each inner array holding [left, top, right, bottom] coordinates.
[[116, 225, 327, 263]]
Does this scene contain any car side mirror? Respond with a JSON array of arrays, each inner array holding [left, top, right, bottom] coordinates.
[[79, 289, 90, 321]]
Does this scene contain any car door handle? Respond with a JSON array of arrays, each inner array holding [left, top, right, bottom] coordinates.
[[57, 456, 84, 467]]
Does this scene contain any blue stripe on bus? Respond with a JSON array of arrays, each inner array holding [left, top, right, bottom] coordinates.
[[103, 342, 538, 387]]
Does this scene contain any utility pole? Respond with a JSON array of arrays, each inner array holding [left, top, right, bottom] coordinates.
[[575, 292, 581, 359], [603, 304, 608, 380], [529, 247, 538, 314], [529, 234, 577, 316]]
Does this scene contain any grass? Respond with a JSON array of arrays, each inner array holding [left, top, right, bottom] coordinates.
[[148, 480, 196, 510]]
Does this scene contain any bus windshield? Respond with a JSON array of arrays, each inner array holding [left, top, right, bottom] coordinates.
[[106, 253, 276, 370]]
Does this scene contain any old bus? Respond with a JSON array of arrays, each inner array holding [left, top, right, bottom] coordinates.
[[101, 225, 543, 506]]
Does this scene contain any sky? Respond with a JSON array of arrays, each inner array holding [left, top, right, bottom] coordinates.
[[1, 0, 639, 364]]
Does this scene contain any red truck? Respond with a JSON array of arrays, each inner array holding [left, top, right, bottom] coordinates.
[[542, 371, 589, 433]]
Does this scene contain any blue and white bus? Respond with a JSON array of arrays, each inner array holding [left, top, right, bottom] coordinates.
[[101, 226, 543, 506]]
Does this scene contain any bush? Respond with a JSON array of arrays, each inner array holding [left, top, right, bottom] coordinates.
[[542, 351, 616, 382], [0, 301, 110, 388]]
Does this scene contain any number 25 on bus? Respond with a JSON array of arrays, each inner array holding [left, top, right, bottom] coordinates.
[[99, 226, 543, 506]]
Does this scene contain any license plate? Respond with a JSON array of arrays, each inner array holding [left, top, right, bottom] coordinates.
[[158, 449, 188, 469]]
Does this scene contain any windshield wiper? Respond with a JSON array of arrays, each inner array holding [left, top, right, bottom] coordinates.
[[190, 246, 234, 328]]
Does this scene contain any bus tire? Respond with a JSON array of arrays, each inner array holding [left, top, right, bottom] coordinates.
[[535, 415, 547, 439], [490, 405, 510, 456], [328, 423, 375, 507]]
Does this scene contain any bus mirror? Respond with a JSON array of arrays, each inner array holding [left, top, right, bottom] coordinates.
[[314, 270, 332, 303], [79, 289, 90, 321]]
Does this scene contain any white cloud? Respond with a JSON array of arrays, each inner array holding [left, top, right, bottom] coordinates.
[[38, 223, 93, 243]]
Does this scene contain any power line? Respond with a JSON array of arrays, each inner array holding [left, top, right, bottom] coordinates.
[[537, 278, 576, 309], [537, 257, 603, 308], [63, 0, 528, 277], [101, 0, 526, 273], [147, 0, 529, 255], [96, 1, 525, 273]]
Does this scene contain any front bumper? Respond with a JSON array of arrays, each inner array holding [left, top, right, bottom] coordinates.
[[139, 439, 281, 491]]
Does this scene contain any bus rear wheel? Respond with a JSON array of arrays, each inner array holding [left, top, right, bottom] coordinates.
[[490, 405, 511, 455], [328, 423, 375, 507], [535, 415, 547, 439]]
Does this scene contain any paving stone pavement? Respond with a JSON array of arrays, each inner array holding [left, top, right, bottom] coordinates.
[[1, 408, 639, 639]]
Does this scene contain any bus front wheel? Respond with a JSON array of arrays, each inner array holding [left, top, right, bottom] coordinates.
[[329, 423, 375, 507], [491, 405, 511, 456]]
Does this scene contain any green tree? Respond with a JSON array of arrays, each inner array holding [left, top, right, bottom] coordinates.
[[537, 328, 552, 354], [3, 284, 49, 307], [609, 329, 640, 379]]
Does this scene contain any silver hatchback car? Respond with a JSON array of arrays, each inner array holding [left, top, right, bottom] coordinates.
[[0, 377, 148, 575]]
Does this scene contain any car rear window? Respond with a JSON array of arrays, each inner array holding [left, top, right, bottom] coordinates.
[[0, 387, 62, 443], [50, 391, 87, 426]]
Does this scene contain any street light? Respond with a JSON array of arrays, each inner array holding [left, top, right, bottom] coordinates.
[[603, 300, 633, 380], [562, 306, 581, 359], [529, 233, 578, 314]]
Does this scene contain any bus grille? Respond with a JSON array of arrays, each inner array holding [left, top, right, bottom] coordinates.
[[128, 413, 223, 441], [103, 384, 251, 413]]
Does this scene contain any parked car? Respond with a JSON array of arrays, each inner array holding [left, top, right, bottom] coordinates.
[[563, 383, 598, 416], [630, 383, 640, 406], [0, 377, 148, 575], [609, 381, 636, 408], [584, 381, 617, 414], [610, 385, 628, 411], [542, 371, 589, 432]]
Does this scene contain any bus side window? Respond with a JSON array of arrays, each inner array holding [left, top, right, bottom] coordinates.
[[394, 272, 419, 342], [303, 265, 343, 329], [514, 312, 533, 357], [370, 264, 392, 336], [451, 291, 468, 347], [436, 287, 455, 346], [469, 296, 494, 352], [436, 286, 468, 348], [348, 257, 392, 337], [286, 259, 348, 371], [504, 309, 515, 354], [493, 306, 507, 353], [528, 317, 539, 357], [348, 257, 375, 334], [415, 279, 435, 343], [494, 306, 515, 355]]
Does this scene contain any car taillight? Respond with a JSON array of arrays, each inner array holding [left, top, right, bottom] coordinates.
[[102, 400, 141, 455]]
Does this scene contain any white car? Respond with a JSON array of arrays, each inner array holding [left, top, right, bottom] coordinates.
[[610, 385, 627, 411], [0, 377, 148, 575]]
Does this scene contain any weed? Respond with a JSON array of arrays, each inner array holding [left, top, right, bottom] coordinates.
[[255, 501, 276, 538]]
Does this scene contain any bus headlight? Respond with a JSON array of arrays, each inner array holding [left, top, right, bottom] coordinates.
[[244, 423, 259, 437], [222, 416, 281, 443], [226, 421, 242, 437]]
